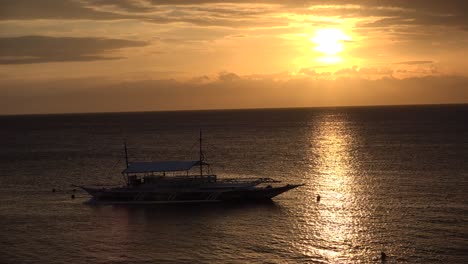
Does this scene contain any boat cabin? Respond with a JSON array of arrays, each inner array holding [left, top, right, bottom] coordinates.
[[122, 160, 215, 187]]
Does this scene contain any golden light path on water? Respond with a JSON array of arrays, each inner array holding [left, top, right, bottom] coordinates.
[[292, 113, 377, 262]]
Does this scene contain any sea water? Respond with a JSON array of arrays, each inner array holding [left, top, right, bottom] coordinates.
[[1, 105, 467, 263]]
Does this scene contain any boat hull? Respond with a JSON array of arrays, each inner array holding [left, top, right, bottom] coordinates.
[[217, 184, 301, 202], [81, 184, 302, 204]]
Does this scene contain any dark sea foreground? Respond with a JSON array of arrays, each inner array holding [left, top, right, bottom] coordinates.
[[0, 105, 467, 263]]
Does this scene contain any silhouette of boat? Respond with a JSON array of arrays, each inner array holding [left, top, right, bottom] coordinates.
[[80, 132, 303, 204]]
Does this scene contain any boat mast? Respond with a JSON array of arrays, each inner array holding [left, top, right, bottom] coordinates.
[[199, 129, 203, 177], [124, 140, 129, 168]]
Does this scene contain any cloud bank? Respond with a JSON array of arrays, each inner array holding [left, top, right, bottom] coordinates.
[[0, 36, 147, 64], [1, 74, 467, 115], [2, 0, 468, 30]]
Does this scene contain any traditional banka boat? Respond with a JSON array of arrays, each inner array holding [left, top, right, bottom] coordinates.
[[80, 132, 303, 204]]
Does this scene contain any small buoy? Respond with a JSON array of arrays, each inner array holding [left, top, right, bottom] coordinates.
[[316, 194, 321, 202], [52, 188, 56, 193], [381, 251, 386, 261], [71, 194, 75, 199]]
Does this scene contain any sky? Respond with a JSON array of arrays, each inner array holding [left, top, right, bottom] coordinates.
[[1, 0, 468, 114]]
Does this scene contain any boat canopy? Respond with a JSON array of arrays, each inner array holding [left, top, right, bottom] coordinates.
[[122, 160, 209, 174]]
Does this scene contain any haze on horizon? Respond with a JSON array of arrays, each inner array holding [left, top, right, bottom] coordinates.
[[1, 0, 468, 115]]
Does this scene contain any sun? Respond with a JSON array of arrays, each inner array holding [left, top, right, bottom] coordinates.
[[310, 28, 351, 55]]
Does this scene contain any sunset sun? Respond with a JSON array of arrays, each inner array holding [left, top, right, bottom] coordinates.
[[311, 28, 351, 55]]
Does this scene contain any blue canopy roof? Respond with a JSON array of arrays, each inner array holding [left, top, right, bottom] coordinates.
[[122, 160, 208, 174]]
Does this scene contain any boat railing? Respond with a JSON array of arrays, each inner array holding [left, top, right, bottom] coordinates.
[[217, 177, 281, 184], [141, 174, 218, 183], [135, 174, 281, 184], [144, 174, 217, 179]]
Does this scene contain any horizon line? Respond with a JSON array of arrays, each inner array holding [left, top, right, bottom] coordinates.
[[2, 102, 467, 117]]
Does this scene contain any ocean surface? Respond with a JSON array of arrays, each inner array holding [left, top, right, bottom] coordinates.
[[1, 105, 467, 263]]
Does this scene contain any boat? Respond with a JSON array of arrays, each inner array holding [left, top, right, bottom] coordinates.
[[79, 132, 303, 204]]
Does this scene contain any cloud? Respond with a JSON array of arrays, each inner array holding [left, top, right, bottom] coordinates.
[[354, 1, 468, 30], [1, 74, 468, 115], [334, 66, 393, 78], [86, 0, 155, 12], [394, 61, 434, 65], [299, 68, 319, 75], [0, 35, 148, 64], [218, 71, 241, 81], [1, 0, 467, 81], [0, 0, 131, 20], [3, 0, 468, 31], [334, 66, 359, 75], [1, 0, 287, 28], [358, 67, 393, 75], [189, 75, 211, 83]]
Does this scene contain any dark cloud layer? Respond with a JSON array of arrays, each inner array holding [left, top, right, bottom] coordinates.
[[394, 61, 434, 65], [0, 36, 147, 64], [2, 0, 468, 30], [0, 0, 131, 20]]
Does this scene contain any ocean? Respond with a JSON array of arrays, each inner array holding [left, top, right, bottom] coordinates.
[[0, 105, 467, 263]]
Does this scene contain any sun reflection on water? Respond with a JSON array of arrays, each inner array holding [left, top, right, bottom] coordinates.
[[293, 113, 371, 262]]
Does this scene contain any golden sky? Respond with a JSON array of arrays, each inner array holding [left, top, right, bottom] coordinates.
[[1, 0, 468, 114]]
